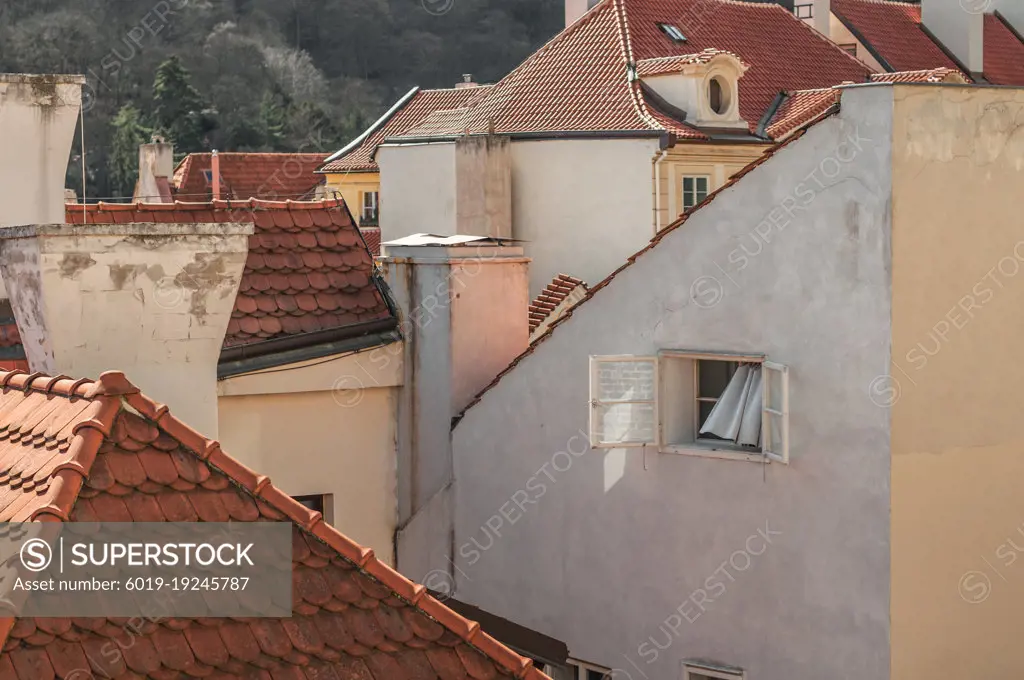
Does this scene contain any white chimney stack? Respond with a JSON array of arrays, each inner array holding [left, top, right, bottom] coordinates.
[[0, 221, 252, 436], [0, 75, 84, 227], [811, 0, 831, 36], [922, 0, 984, 74], [565, 0, 600, 27], [136, 135, 175, 202]]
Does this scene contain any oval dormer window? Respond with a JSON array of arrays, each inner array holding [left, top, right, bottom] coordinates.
[[709, 76, 728, 115]]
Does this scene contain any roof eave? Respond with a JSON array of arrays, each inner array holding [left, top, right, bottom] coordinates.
[[316, 86, 422, 172]]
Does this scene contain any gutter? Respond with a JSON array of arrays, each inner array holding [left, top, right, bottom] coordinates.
[[653, 149, 669, 234], [375, 129, 673, 157], [218, 317, 400, 378], [318, 86, 421, 170]]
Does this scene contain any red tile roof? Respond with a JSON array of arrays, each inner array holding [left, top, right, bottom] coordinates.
[[869, 67, 968, 83], [0, 369, 549, 680], [362, 227, 382, 257], [399, 0, 870, 142], [64, 198, 395, 349], [832, 0, 1024, 85], [529, 274, 587, 333], [765, 87, 841, 140], [453, 107, 835, 426], [173, 153, 328, 202], [318, 87, 493, 173], [635, 49, 747, 77], [983, 13, 1024, 86]]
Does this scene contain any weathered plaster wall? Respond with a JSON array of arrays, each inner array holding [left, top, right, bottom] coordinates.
[[511, 138, 660, 297], [454, 136, 513, 239], [447, 87, 895, 680], [889, 84, 1024, 679], [379, 143, 457, 240], [218, 349, 402, 564], [0, 75, 83, 229], [0, 224, 250, 436]]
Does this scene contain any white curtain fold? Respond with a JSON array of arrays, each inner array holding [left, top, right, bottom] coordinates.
[[700, 364, 762, 446]]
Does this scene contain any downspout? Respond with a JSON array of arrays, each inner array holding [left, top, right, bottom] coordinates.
[[654, 149, 669, 235]]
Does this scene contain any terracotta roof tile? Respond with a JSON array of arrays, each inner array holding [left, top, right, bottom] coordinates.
[[868, 67, 968, 83], [765, 87, 841, 141], [983, 13, 1024, 86], [832, 0, 1024, 85], [528, 274, 588, 334], [0, 369, 547, 680], [318, 88, 494, 173], [389, 0, 871, 142], [59, 198, 395, 351], [173, 153, 328, 202]]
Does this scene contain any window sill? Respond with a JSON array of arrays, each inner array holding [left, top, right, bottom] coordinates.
[[661, 441, 768, 463]]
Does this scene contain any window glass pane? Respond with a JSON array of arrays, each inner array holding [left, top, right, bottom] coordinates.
[[765, 367, 783, 410], [698, 360, 735, 398], [766, 412, 784, 452], [696, 177, 708, 193], [698, 400, 716, 430], [594, 403, 655, 443], [683, 177, 694, 193], [596, 361, 654, 401]]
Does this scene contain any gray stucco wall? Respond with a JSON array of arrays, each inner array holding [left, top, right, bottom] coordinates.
[[447, 86, 895, 679]]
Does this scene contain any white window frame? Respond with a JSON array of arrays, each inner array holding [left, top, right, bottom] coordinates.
[[361, 191, 379, 221], [794, 3, 813, 19], [569, 659, 612, 680], [588, 352, 790, 464], [682, 175, 710, 211], [658, 23, 687, 42], [589, 356, 658, 449], [682, 660, 745, 680]]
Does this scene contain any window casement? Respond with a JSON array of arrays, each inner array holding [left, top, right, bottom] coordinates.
[[682, 660, 745, 680], [589, 352, 789, 464], [682, 175, 709, 211], [657, 23, 687, 42], [361, 191, 379, 224]]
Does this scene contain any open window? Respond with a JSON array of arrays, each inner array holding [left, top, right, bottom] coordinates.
[[589, 352, 789, 463]]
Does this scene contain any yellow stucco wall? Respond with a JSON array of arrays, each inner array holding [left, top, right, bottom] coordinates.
[[217, 346, 403, 565], [322, 172, 380, 225], [653, 142, 770, 231], [890, 85, 1024, 678]]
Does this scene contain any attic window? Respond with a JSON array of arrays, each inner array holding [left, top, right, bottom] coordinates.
[[709, 77, 727, 114], [658, 23, 686, 42]]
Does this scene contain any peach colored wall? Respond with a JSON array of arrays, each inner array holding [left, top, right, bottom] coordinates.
[[218, 347, 403, 564], [890, 85, 1024, 678]]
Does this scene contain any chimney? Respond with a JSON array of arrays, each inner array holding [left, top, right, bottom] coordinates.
[[0, 221, 252, 437], [455, 74, 478, 89], [922, 0, 984, 74], [381, 235, 529, 529], [565, 0, 600, 27], [811, 0, 831, 36], [136, 135, 174, 202], [211, 149, 222, 200], [0, 75, 84, 228]]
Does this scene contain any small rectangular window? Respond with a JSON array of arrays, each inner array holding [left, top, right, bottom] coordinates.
[[682, 175, 709, 211], [682, 660, 745, 680], [658, 23, 687, 42], [838, 42, 858, 56], [292, 494, 334, 523], [589, 356, 658, 448], [361, 191, 379, 224], [794, 3, 813, 19]]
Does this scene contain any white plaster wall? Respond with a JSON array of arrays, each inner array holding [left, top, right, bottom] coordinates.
[[379, 143, 457, 241], [511, 138, 660, 297], [448, 87, 895, 679], [921, 0, 984, 73], [991, 0, 1024, 34]]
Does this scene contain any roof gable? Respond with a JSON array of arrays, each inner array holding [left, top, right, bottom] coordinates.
[[0, 369, 548, 680]]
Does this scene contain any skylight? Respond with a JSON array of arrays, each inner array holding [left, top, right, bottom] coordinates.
[[658, 23, 687, 42]]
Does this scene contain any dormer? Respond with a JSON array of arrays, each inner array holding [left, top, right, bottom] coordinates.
[[636, 49, 749, 130]]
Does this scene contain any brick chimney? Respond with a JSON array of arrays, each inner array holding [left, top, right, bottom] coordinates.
[[922, 0, 984, 74], [0, 222, 252, 437], [565, 0, 600, 27], [136, 135, 174, 202], [381, 235, 529, 573], [0, 75, 84, 228]]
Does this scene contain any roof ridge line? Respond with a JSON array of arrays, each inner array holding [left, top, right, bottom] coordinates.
[[101, 384, 548, 680]]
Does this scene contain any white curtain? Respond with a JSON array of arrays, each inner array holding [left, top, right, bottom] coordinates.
[[700, 364, 762, 446]]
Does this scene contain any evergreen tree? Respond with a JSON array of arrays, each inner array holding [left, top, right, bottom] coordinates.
[[152, 56, 216, 153], [108, 103, 149, 199]]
